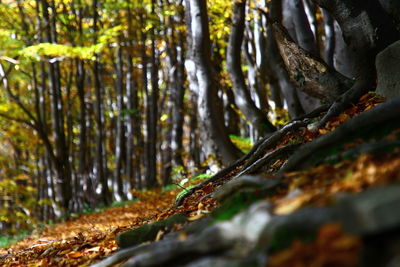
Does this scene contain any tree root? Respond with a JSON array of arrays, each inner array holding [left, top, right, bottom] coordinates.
[[210, 175, 282, 203], [235, 143, 302, 177], [324, 140, 400, 163], [94, 202, 272, 267], [313, 78, 374, 130], [279, 97, 400, 174], [175, 104, 332, 207], [175, 119, 309, 207]]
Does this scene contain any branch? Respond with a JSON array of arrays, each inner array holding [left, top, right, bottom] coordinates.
[[272, 22, 352, 103]]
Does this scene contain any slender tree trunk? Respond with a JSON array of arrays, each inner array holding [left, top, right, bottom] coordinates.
[[170, 7, 186, 169], [41, 0, 72, 211], [266, 0, 305, 118], [93, 0, 111, 205], [145, 0, 159, 188], [114, 45, 127, 200], [227, 0, 275, 139], [322, 9, 335, 67]]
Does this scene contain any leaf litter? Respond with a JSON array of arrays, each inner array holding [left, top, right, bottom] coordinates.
[[2, 93, 398, 267]]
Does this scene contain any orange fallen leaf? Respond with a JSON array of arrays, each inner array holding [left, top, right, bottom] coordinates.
[[66, 251, 83, 259]]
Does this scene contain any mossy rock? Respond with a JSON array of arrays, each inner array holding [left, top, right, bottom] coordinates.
[[211, 191, 263, 222], [116, 213, 187, 248]]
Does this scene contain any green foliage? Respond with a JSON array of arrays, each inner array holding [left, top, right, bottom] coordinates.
[[230, 134, 253, 153], [192, 173, 213, 181], [0, 230, 29, 248], [176, 185, 195, 200], [270, 107, 291, 127], [0, 175, 37, 234]]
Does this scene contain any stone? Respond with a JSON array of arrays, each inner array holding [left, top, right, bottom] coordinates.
[[335, 184, 400, 235], [376, 40, 400, 99], [263, 207, 335, 251], [116, 213, 187, 248], [211, 175, 282, 203]]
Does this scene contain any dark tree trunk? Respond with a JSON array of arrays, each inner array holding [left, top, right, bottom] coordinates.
[[93, 0, 111, 205], [272, 23, 353, 103], [313, 0, 399, 79], [266, 0, 305, 118], [333, 21, 357, 78], [227, 0, 275, 138], [322, 9, 335, 67], [41, 0, 72, 211], [114, 46, 127, 200], [187, 0, 244, 165], [171, 12, 186, 169], [145, 0, 159, 188], [311, 0, 400, 126]]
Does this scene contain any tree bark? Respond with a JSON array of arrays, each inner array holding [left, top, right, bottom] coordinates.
[[266, 0, 305, 118], [145, 0, 159, 188], [227, 0, 275, 138], [114, 45, 127, 200], [41, 0, 72, 211], [187, 0, 243, 165], [273, 22, 353, 103], [93, 0, 111, 205]]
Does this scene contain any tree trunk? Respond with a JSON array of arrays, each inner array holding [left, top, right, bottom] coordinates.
[[114, 45, 127, 200], [93, 0, 111, 205], [226, 0, 275, 138], [187, 0, 243, 166], [266, 0, 305, 118], [145, 0, 159, 188], [41, 0, 72, 211]]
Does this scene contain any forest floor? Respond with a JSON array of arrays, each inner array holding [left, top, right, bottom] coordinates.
[[2, 93, 400, 266]]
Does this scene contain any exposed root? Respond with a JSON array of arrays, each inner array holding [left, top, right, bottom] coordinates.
[[314, 78, 374, 129], [279, 97, 400, 174]]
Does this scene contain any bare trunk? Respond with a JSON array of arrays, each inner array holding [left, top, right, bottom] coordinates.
[[227, 0, 275, 138], [114, 46, 127, 200], [187, 0, 243, 165]]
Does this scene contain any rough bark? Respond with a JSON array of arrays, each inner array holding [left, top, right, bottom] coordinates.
[[281, 0, 322, 112], [273, 23, 353, 103], [266, 0, 305, 118], [311, 0, 400, 126]]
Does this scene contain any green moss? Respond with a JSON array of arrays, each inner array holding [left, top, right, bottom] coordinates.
[[116, 213, 187, 248], [269, 228, 316, 252], [211, 192, 262, 222]]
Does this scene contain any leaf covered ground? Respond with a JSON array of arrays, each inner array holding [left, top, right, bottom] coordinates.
[[2, 93, 399, 267]]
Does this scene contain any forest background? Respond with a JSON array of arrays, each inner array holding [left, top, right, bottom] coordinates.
[[0, 0, 399, 241]]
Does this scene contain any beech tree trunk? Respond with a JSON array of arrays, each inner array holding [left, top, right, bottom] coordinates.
[[266, 0, 305, 118], [187, 0, 243, 165], [227, 0, 275, 138]]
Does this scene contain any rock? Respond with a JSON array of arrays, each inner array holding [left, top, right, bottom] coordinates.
[[376, 40, 400, 99], [186, 254, 266, 267], [263, 207, 335, 251], [211, 175, 283, 203], [116, 213, 187, 248], [335, 184, 400, 235]]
